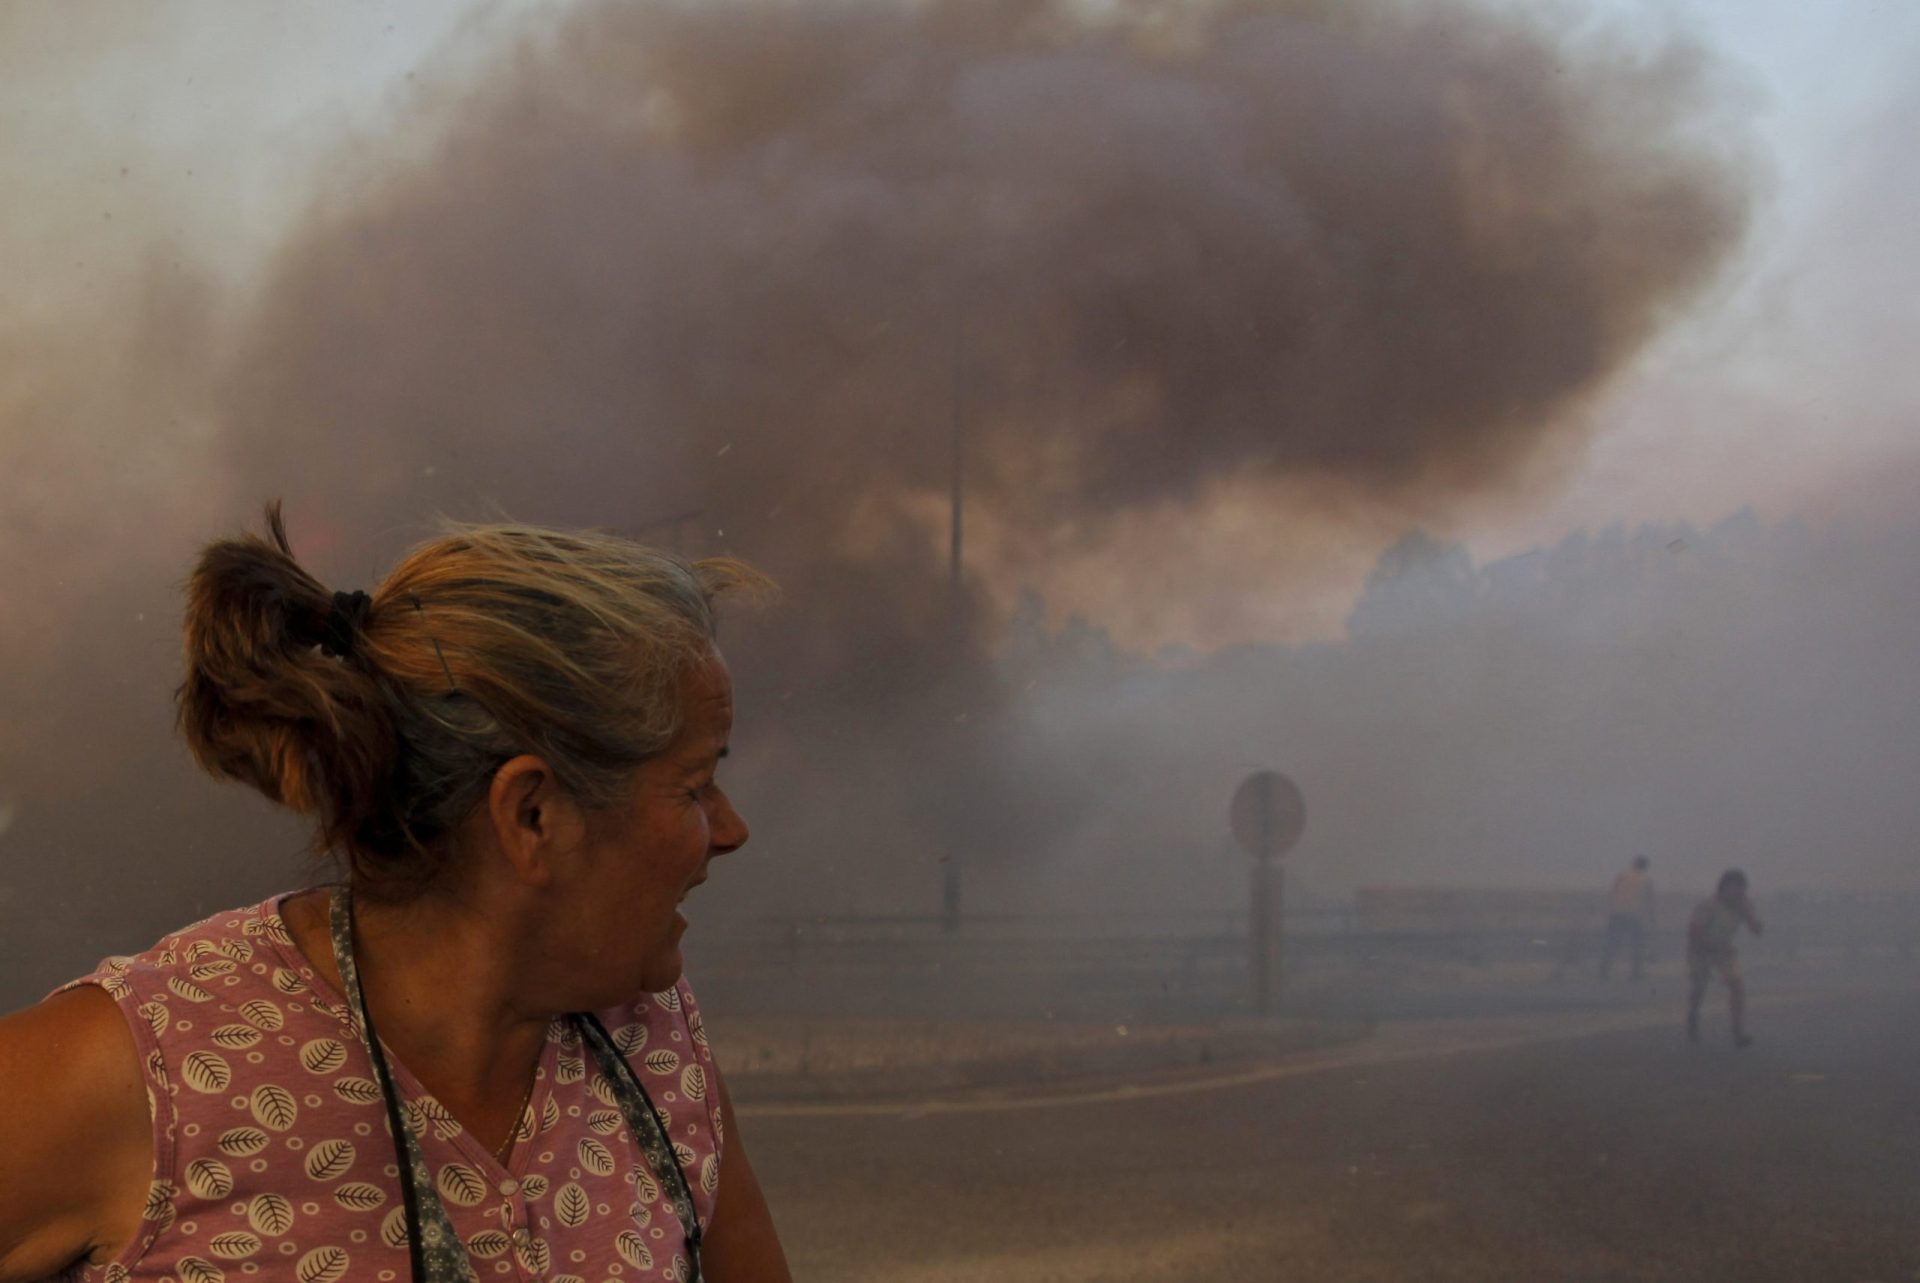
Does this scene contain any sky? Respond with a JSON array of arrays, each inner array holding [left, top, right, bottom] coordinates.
[[1, 0, 1913, 651], [1465, 0, 1920, 551]]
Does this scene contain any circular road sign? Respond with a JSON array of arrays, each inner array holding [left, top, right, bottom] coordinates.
[[1230, 770, 1305, 860]]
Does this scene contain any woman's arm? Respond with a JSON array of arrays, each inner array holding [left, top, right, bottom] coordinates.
[[0, 987, 154, 1283], [699, 1062, 793, 1283]]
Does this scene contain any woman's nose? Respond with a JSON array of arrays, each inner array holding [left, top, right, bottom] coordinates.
[[709, 789, 749, 855]]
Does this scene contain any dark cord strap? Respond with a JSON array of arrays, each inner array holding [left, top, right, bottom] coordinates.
[[330, 890, 473, 1282], [579, 1012, 705, 1281], [329, 887, 704, 1282]]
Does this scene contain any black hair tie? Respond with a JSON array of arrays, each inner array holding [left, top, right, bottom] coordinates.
[[319, 589, 373, 659]]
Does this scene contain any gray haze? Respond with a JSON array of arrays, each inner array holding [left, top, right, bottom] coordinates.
[[0, 0, 1816, 1003], [990, 511, 1920, 922]]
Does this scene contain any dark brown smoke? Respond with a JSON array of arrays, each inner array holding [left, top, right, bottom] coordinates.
[[1, 0, 1751, 952], [203, 0, 1745, 891], [225, 0, 1744, 595]]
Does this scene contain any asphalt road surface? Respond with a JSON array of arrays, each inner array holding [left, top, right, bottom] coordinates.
[[743, 988, 1920, 1282]]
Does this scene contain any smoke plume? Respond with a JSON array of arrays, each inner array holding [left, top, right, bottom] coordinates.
[[202, 0, 1748, 888], [231, 0, 1745, 564], [1, 0, 1751, 986]]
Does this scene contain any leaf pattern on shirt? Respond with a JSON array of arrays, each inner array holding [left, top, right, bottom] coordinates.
[[206, 1231, 262, 1259], [331, 1075, 382, 1105], [556, 1181, 592, 1228], [182, 1051, 231, 1094], [578, 1136, 617, 1177], [217, 1126, 270, 1157], [435, 1161, 487, 1206], [60, 896, 721, 1283], [177, 1256, 224, 1283], [248, 1191, 296, 1236], [304, 1139, 356, 1181], [184, 1158, 235, 1200], [251, 1083, 298, 1131], [238, 998, 283, 1031], [299, 1038, 348, 1075], [333, 1181, 387, 1211], [467, 1230, 512, 1259], [210, 1024, 261, 1050], [295, 1245, 350, 1283]]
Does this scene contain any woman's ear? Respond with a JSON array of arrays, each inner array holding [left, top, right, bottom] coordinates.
[[485, 755, 586, 888]]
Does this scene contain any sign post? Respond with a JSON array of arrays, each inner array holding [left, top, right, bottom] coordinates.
[[1230, 770, 1305, 1015]]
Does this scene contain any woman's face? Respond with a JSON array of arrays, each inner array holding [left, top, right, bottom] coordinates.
[[564, 646, 749, 998]]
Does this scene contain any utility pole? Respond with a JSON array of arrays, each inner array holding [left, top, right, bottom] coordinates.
[[950, 310, 965, 596], [942, 310, 967, 935]]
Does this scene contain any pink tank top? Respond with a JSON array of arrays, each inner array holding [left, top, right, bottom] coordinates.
[[58, 891, 723, 1283]]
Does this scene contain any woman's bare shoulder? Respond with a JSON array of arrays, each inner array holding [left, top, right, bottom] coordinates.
[[0, 986, 154, 1282]]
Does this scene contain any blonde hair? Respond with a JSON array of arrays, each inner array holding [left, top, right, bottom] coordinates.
[[178, 504, 764, 899]]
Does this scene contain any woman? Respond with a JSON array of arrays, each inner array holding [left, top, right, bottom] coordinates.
[[0, 508, 792, 1282], [1686, 867, 1764, 1048]]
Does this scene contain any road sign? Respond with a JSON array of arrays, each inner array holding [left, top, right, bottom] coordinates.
[[1230, 770, 1305, 861]]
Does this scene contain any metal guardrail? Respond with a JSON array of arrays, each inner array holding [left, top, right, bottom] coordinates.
[[700, 888, 1920, 976]]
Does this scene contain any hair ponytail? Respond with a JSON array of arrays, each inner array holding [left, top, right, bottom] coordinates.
[[177, 502, 402, 860]]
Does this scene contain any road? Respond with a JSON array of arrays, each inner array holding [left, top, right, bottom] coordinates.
[[740, 988, 1920, 1282]]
